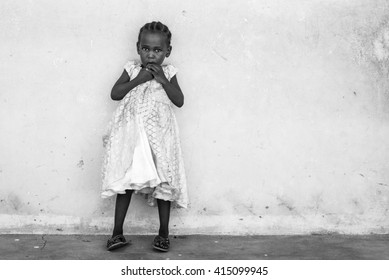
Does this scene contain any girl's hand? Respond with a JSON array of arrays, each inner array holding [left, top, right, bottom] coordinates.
[[146, 64, 169, 85], [136, 68, 154, 84]]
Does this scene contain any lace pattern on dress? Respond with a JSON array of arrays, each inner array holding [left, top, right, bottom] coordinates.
[[101, 60, 188, 208]]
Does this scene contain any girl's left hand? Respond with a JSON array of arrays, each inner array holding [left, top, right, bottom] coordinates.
[[146, 64, 169, 85]]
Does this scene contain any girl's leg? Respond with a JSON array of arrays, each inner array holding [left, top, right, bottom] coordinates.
[[112, 190, 133, 237], [156, 199, 171, 238]]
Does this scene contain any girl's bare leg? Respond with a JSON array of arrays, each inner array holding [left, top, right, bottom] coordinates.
[[157, 199, 171, 238], [112, 190, 133, 237]]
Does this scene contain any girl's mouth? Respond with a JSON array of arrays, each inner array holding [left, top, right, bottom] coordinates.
[[141, 62, 156, 68]]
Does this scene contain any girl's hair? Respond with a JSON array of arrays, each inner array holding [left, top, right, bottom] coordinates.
[[137, 21, 172, 46]]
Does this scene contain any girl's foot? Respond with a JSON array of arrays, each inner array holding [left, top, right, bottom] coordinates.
[[153, 235, 170, 252], [107, 234, 129, 251]]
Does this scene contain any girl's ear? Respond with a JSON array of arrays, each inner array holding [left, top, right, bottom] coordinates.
[[136, 42, 140, 54], [166, 46, 172, 57]]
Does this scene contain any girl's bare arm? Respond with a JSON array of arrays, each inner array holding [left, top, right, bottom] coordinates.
[[111, 69, 153, 100], [146, 64, 184, 107], [160, 75, 184, 108]]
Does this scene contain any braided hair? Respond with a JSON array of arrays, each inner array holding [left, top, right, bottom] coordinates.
[[137, 21, 172, 47]]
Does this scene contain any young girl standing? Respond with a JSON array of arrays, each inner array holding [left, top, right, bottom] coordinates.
[[101, 21, 188, 252]]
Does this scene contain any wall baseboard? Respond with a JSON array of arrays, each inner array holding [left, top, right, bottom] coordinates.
[[0, 214, 387, 235]]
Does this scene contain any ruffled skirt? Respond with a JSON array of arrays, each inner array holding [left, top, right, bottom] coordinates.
[[101, 116, 162, 199]]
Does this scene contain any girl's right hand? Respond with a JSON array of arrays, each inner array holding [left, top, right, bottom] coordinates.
[[136, 68, 153, 83]]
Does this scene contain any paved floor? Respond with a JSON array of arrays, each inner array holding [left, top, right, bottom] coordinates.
[[0, 234, 388, 260]]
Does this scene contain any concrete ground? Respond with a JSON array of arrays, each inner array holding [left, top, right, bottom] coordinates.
[[0, 234, 388, 260]]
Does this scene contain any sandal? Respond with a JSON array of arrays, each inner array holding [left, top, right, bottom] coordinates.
[[153, 235, 170, 252], [106, 234, 129, 251]]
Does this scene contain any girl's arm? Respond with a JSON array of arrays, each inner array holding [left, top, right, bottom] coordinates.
[[160, 75, 184, 108], [111, 69, 153, 100], [146, 64, 184, 107]]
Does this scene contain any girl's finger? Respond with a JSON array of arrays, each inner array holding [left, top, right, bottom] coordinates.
[[147, 65, 158, 72], [148, 64, 161, 72]]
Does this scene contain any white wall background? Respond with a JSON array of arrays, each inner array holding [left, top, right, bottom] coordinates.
[[1, 0, 389, 235]]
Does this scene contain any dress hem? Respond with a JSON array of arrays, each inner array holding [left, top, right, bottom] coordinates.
[[101, 184, 188, 209]]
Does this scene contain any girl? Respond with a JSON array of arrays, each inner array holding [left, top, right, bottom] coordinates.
[[101, 21, 188, 252]]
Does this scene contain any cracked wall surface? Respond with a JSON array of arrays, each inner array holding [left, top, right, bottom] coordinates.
[[0, 0, 388, 234]]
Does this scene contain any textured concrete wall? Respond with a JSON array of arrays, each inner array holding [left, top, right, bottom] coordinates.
[[1, 0, 389, 235]]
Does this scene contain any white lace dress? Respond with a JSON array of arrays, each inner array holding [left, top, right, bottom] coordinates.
[[101, 60, 188, 208]]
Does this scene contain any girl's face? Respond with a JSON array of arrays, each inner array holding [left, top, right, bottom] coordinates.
[[137, 31, 171, 66]]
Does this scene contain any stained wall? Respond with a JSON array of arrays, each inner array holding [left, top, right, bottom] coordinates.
[[1, 0, 388, 234]]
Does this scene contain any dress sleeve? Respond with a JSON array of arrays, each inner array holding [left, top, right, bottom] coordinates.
[[124, 60, 137, 76], [164, 64, 178, 80]]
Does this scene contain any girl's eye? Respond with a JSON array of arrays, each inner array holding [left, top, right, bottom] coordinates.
[[155, 49, 161, 53], [142, 47, 149, 52]]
